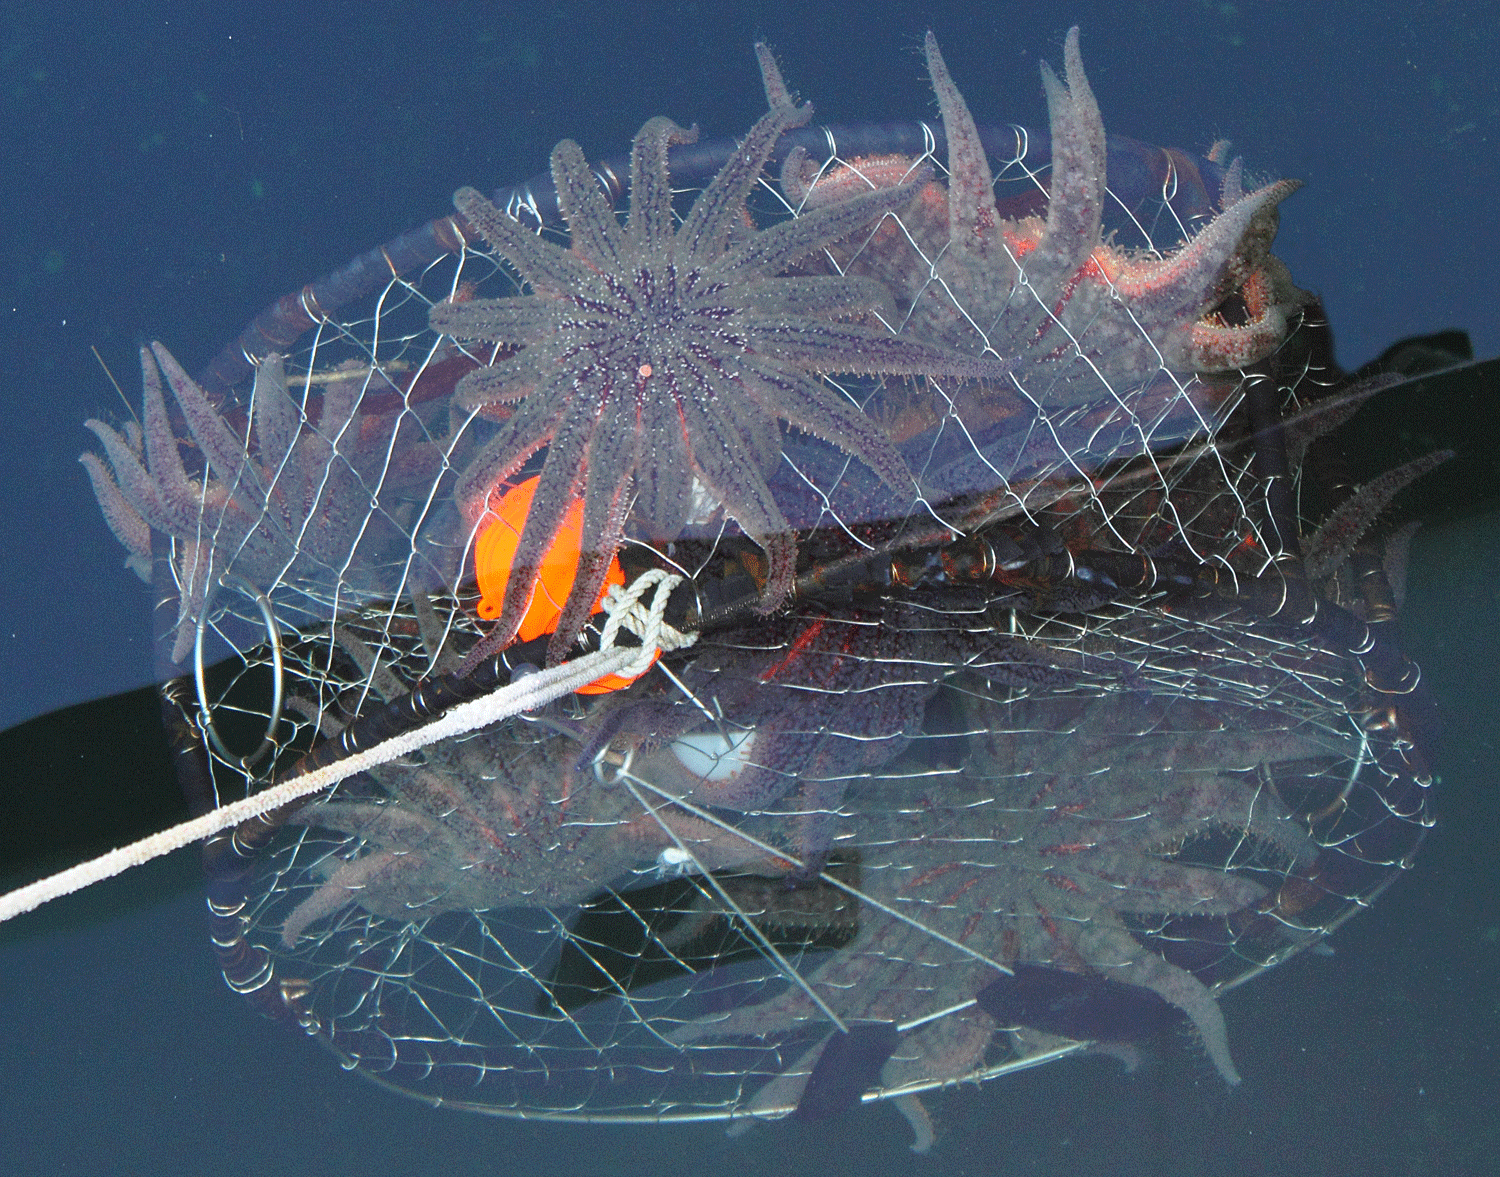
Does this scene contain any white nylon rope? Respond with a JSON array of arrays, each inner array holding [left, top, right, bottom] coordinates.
[[0, 570, 694, 925]]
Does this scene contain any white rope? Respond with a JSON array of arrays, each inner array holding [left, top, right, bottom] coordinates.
[[0, 568, 695, 925], [597, 567, 697, 677]]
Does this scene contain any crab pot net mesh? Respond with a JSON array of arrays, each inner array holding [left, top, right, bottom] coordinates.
[[84, 43, 1433, 1128]]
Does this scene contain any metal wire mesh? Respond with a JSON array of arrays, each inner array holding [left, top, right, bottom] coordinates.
[[83, 74, 1433, 1132]]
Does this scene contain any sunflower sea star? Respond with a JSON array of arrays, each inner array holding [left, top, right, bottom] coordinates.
[[71, 24, 1435, 1149], [81, 345, 452, 662], [790, 31, 1309, 419], [667, 682, 1335, 1121], [430, 54, 1003, 667]]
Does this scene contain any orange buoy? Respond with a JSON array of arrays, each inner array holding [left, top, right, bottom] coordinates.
[[473, 476, 652, 694]]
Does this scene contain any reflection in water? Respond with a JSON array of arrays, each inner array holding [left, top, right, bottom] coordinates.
[[68, 29, 1435, 1148]]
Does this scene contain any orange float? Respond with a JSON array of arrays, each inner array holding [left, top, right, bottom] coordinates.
[[473, 476, 653, 694]]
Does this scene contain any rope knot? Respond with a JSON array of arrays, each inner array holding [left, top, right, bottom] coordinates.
[[597, 568, 696, 679]]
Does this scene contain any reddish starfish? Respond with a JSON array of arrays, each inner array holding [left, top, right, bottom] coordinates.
[[791, 30, 1310, 403]]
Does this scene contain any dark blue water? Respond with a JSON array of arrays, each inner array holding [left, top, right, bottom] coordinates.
[[1, 2, 1494, 1173]]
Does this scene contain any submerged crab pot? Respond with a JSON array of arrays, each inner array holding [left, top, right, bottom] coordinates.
[[73, 27, 1434, 1140]]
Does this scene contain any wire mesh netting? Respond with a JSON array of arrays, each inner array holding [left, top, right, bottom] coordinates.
[[78, 32, 1433, 1137]]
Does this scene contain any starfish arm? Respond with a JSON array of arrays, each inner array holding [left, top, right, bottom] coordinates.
[[496, 380, 599, 646], [748, 317, 1007, 382], [1303, 448, 1453, 579], [1283, 373, 1399, 470], [624, 117, 699, 252], [139, 346, 213, 534], [1117, 180, 1303, 325], [1220, 156, 1247, 206], [741, 273, 898, 319], [279, 850, 402, 948], [634, 385, 697, 535], [1031, 29, 1106, 286], [248, 354, 301, 471], [78, 450, 153, 570], [736, 356, 910, 491], [679, 102, 812, 265], [431, 295, 558, 345], [1107, 946, 1241, 1086], [312, 374, 362, 458], [722, 172, 928, 276], [548, 403, 640, 663], [82, 418, 170, 532], [754, 42, 795, 112], [699, 365, 784, 476], [293, 800, 440, 850], [451, 385, 562, 511], [675, 376, 798, 602], [550, 137, 627, 270], [451, 186, 597, 294], [152, 343, 270, 508], [452, 351, 544, 411], [1074, 857, 1268, 915], [923, 33, 998, 255]]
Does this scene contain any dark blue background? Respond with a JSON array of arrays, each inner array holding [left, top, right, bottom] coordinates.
[[1, 2, 1495, 1174]]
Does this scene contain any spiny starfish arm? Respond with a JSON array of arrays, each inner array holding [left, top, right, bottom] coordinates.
[[1105, 942, 1241, 1086], [315, 367, 360, 441], [1231, 786, 1325, 869], [550, 138, 627, 269], [1075, 858, 1268, 916], [431, 295, 557, 348], [625, 117, 699, 251], [451, 352, 544, 411], [1115, 180, 1303, 324], [451, 389, 561, 512], [740, 273, 899, 319], [722, 171, 929, 276], [747, 317, 1003, 382], [452, 186, 597, 294], [653, 343, 782, 477], [1229, 181, 1301, 278], [153, 343, 268, 506], [1032, 28, 1106, 283], [735, 356, 909, 490], [248, 354, 299, 472], [634, 386, 697, 534], [675, 377, 800, 601], [280, 850, 403, 948], [922, 33, 998, 253], [754, 41, 796, 112], [1220, 156, 1247, 205], [679, 101, 813, 265], [78, 449, 152, 569], [139, 346, 212, 532], [296, 801, 438, 850], [547, 412, 639, 664], [494, 385, 600, 647], [1283, 373, 1400, 471], [82, 418, 169, 534], [1303, 448, 1453, 580]]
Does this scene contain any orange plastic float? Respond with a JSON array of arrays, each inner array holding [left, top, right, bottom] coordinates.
[[473, 475, 654, 694]]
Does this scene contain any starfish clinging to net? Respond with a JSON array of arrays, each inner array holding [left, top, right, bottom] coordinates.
[[30, 20, 1447, 1153], [788, 30, 1310, 415], [430, 51, 1002, 667], [81, 344, 451, 663]]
